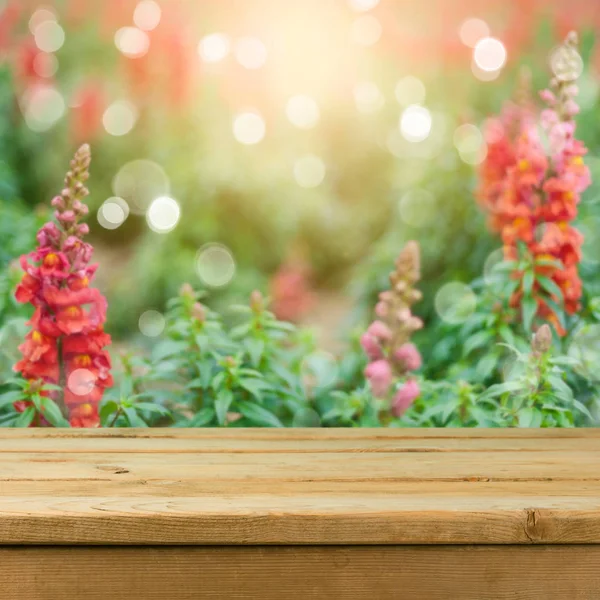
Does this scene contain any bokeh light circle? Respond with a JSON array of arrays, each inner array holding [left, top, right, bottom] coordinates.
[[146, 196, 180, 233], [97, 197, 129, 230], [22, 85, 65, 132], [115, 26, 149, 58], [568, 324, 600, 382], [400, 105, 432, 142], [112, 159, 170, 215], [139, 310, 166, 337], [133, 0, 162, 31], [459, 143, 488, 165], [435, 282, 477, 324], [353, 81, 384, 113], [348, 0, 380, 12], [198, 33, 230, 63], [483, 248, 506, 285], [285, 95, 320, 129], [102, 100, 138, 136], [301, 351, 339, 389], [232, 111, 266, 144], [458, 18, 489, 48], [29, 8, 57, 35], [399, 189, 435, 228], [33, 52, 58, 78], [549, 45, 584, 81], [196, 244, 236, 288], [34, 21, 65, 53], [453, 123, 483, 153], [234, 37, 267, 69], [580, 217, 600, 264], [350, 15, 382, 46], [473, 37, 507, 72], [67, 368, 96, 396], [395, 75, 426, 106], [293, 155, 326, 188]]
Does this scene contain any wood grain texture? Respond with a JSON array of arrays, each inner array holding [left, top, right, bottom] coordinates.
[[1, 429, 599, 545], [2, 545, 600, 600]]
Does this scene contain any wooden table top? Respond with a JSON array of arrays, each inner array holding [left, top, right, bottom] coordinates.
[[1, 428, 599, 546]]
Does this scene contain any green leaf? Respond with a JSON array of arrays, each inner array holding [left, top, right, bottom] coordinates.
[[229, 323, 252, 339], [0, 390, 25, 410], [41, 383, 63, 392], [244, 338, 265, 368], [239, 377, 271, 401], [522, 271, 535, 295], [463, 330, 494, 357], [475, 353, 499, 381], [211, 371, 226, 391], [135, 402, 171, 417], [547, 375, 574, 402], [535, 256, 563, 269], [215, 390, 233, 425], [14, 406, 35, 428], [152, 340, 187, 362], [480, 380, 523, 400], [0, 413, 18, 426], [190, 406, 216, 427], [0, 378, 28, 389], [544, 298, 566, 329], [237, 400, 284, 427], [537, 275, 563, 300], [123, 406, 148, 427], [497, 325, 516, 347], [518, 407, 542, 428], [100, 400, 119, 423], [573, 399, 594, 421], [522, 295, 537, 333], [550, 356, 580, 367], [492, 260, 519, 273], [40, 398, 69, 427]]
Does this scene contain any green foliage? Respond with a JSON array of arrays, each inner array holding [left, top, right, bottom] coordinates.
[[0, 378, 68, 427], [104, 287, 324, 427]]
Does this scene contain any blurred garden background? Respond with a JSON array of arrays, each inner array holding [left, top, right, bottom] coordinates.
[[1, 0, 600, 428]]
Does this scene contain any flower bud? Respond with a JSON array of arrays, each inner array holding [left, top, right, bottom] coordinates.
[[365, 359, 393, 398], [192, 302, 206, 323], [51, 196, 65, 209], [375, 301, 388, 317], [250, 290, 264, 313], [360, 333, 383, 361], [57, 210, 76, 223], [393, 343, 422, 372], [391, 379, 420, 417], [179, 283, 195, 298], [532, 324, 552, 354], [367, 320, 392, 341]]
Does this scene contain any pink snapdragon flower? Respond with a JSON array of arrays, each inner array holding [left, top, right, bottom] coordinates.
[[393, 343, 422, 371], [392, 379, 421, 417], [362, 242, 423, 418], [365, 360, 393, 398]]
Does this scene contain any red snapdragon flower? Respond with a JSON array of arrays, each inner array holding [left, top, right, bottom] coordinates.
[[477, 33, 590, 335], [13, 144, 111, 427]]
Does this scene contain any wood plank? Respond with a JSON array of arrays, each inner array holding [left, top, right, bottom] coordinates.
[[3, 435, 600, 452], [2, 545, 599, 599], [1, 427, 598, 439], [1, 494, 600, 544], [1, 450, 599, 481], [1, 429, 599, 545], [2, 478, 600, 498]]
